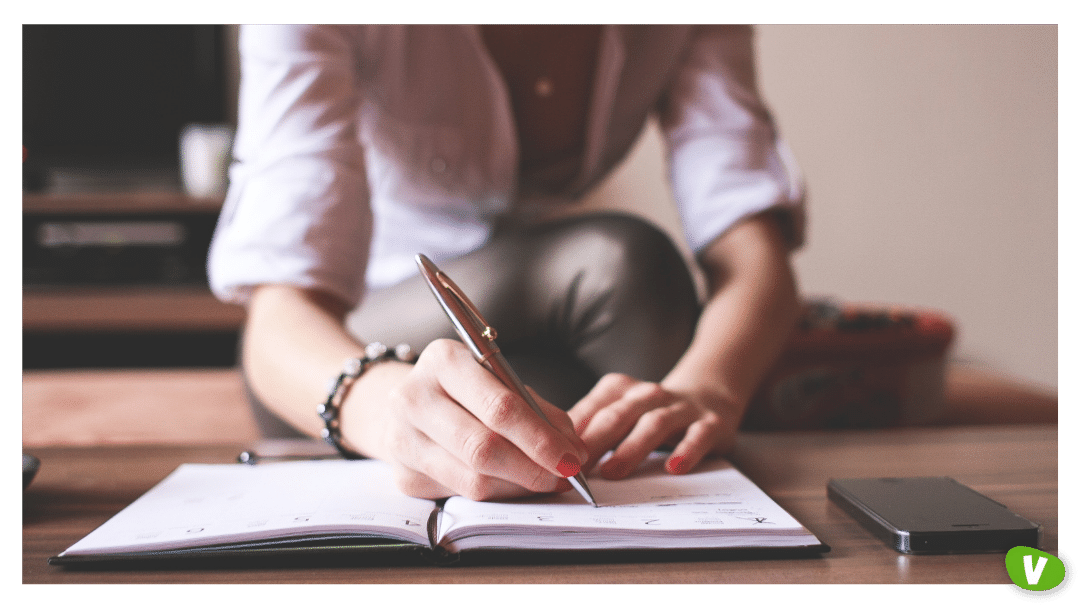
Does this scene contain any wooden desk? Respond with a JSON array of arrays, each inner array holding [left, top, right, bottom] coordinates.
[[22, 368, 258, 446], [20, 365, 1057, 447], [23, 425, 1056, 584]]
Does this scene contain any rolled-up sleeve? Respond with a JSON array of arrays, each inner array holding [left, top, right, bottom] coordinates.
[[207, 25, 373, 307], [658, 25, 805, 254]]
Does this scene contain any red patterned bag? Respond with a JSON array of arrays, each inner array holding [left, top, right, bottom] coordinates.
[[744, 300, 955, 429]]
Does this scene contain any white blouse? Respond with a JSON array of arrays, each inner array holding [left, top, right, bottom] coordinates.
[[208, 25, 805, 307]]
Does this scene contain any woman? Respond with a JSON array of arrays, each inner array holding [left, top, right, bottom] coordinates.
[[208, 25, 804, 501]]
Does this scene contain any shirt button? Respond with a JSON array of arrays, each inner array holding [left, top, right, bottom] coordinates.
[[430, 157, 447, 173]]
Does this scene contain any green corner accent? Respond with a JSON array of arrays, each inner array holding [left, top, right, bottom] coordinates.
[[1005, 546, 1065, 591]]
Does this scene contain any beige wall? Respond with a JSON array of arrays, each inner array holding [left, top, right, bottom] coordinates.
[[581, 25, 1057, 391]]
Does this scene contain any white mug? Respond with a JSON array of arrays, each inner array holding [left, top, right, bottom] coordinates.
[[179, 123, 234, 198]]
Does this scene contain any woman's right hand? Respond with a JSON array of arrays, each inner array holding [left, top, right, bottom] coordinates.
[[341, 338, 590, 501]]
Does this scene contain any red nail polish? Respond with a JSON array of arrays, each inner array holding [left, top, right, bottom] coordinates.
[[667, 455, 687, 475], [556, 453, 581, 478]]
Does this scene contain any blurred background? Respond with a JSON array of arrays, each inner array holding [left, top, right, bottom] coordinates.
[[22, 25, 243, 369], [585, 24, 1057, 394], [22, 24, 1057, 396]]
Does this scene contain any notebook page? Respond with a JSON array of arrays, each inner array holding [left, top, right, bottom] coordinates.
[[438, 455, 815, 551], [60, 460, 435, 556]]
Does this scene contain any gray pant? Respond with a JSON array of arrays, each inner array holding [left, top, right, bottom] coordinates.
[[247, 212, 701, 438]]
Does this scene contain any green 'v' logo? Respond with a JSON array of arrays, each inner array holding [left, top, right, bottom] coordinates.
[[1005, 546, 1065, 591]]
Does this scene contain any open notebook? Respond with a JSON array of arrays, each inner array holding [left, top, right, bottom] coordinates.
[[50, 454, 826, 566]]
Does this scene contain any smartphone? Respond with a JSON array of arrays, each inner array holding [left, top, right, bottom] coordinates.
[[827, 477, 1040, 554]]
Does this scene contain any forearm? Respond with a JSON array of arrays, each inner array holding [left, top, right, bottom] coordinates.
[[242, 284, 397, 440], [242, 284, 585, 499], [660, 213, 800, 430]]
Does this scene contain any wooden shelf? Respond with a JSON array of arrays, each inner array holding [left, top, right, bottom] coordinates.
[[23, 191, 237, 334], [23, 286, 245, 332], [23, 191, 224, 214]]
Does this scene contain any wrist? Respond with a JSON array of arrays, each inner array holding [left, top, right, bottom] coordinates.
[[340, 357, 413, 455], [318, 343, 416, 458]]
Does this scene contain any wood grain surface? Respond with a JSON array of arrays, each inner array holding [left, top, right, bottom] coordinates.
[[23, 425, 1056, 584]]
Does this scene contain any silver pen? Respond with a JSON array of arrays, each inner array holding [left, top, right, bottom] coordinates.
[[415, 254, 599, 507]]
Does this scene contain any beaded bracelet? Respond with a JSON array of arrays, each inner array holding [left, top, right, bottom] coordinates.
[[317, 342, 417, 459]]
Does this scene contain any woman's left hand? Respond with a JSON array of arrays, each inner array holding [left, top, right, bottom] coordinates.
[[567, 372, 739, 479], [568, 213, 800, 481]]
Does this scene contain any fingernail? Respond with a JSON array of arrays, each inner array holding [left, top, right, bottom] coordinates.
[[667, 455, 687, 475], [556, 453, 581, 478]]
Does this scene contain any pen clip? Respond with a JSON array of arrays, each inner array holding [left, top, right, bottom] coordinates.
[[415, 254, 499, 361], [415, 253, 600, 507], [435, 270, 497, 343]]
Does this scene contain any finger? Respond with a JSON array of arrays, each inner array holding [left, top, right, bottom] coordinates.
[[387, 423, 558, 501], [600, 402, 699, 480], [666, 412, 728, 475], [567, 375, 636, 472], [430, 341, 586, 479], [410, 389, 568, 494], [529, 389, 590, 462], [395, 369, 570, 496], [575, 379, 673, 470], [568, 373, 636, 435]]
